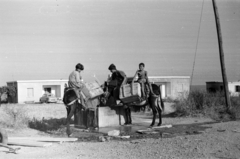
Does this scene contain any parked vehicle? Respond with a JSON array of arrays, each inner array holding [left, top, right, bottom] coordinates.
[[40, 93, 58, 103]]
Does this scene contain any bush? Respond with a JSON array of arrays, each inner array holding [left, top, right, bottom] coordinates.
[[173, 90, 240, 120], [0, 85, 17, 98], [28, 117, 66, 132], [0, 105, 29, 129]]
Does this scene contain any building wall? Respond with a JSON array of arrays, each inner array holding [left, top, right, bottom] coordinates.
[[228, 81, 240, 96], [7, 77, 190, 103], [10, 80, 68, 104], [206, 82, 224, 93], [6, 81, 18, 103], [148, 76, 190, 99]]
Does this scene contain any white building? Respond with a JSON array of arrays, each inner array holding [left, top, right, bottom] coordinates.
[[228, 81, 240, 96], [7, 80, 68, 104], [7, 76, 190, 104], [148, 76, 190, 99]]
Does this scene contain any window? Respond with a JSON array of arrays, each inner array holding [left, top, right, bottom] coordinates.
[[236, 86, 240, 92], [27, 88, 34, 97]]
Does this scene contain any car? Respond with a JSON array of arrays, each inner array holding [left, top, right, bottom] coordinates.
[[39, 93, 58, 103]]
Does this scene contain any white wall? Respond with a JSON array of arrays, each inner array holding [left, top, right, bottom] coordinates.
[[149, 76, 190, 99], [228, 82, 240, 96], [17, 80, 68, 104]]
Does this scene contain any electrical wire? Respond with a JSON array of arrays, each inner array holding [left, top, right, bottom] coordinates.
[[190, 0, 205, 90]]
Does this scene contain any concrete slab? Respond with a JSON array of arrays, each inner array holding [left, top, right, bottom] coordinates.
[[98, 106, 126, 127]]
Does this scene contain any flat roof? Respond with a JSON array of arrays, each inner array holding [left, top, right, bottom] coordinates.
[[229, 81, 240, 84], [6, 76, 191, 84], [148, 76, 190, 79], [7, 79, 68, 83]]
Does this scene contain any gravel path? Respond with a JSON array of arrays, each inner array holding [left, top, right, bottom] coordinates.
[[1, 119, 240, 159], [1, 104, 240, 159]]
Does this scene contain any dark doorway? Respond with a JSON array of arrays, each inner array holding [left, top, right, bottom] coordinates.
[[45, 88, 51, 94]]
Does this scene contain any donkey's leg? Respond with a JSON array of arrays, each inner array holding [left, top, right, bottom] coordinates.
[[127, 107, 132, 124], [124, 105, 132, 125], [66, 103, 77, 137], [124, 107, 129, 125], [156, 105, 162, 126], [150, 107, 157, 127], [66, 107, 70, 117]]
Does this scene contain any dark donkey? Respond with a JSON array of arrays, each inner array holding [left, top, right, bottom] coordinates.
[[63, 88, 86, 136], [102, 81, 164, 127], [124, 83, 164, 127], [63, 88, 100, 136]]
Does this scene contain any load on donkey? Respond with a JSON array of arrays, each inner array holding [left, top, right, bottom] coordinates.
[[63, 63, 164, 136], [103, 63, 164, 126]]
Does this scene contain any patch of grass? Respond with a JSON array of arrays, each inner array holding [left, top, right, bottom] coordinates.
[[0, 103, 69, 135], [28, 117, 69, 132], [172, 90, 240, 121], [0, 104, 30, 129]]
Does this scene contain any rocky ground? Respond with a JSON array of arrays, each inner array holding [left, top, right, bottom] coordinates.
[[0, 104, 240, 159]]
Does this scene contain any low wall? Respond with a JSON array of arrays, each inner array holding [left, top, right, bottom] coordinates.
[[74, 106, 126, 128], [98, 106, 126, 127]]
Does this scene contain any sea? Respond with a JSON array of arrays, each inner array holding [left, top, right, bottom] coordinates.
[[190, 85, 206, 91]]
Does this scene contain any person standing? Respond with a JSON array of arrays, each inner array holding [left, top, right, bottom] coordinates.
[[107, 64, 127, 104], [68, 63, 86, 108]]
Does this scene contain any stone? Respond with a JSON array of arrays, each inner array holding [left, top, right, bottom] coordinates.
[[98, 136, 106, 142], [107, 130, 120, 136]]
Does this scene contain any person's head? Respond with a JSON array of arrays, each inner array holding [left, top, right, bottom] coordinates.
[[108, 64, 117, 73], [75, 63, 84, 72], [139, 63, 145, 70]]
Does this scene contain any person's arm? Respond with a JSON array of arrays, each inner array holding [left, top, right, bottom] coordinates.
[[75, 72, 84, 89], [131, 70, 138, 85], [119, 71, 127, 87], [131, 70, 138, 94], [107, 74, 112, 83], [121, 76, 127, 87]]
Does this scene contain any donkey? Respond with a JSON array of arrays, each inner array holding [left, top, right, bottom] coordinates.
[[102, 82, 164, 127], [63, 88, 86, 136], [63, 88, 101, 136], [125, 83, 164, 126]]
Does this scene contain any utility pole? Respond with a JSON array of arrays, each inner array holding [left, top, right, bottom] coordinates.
[[212, 0, 231, 110]]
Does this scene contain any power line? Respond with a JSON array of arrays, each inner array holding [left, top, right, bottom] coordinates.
[[190, 0, 205, 89]]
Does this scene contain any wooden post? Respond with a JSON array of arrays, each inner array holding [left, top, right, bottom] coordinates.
[[212, 0, 231, 110]]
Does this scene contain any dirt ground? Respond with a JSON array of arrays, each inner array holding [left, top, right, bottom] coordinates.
[[1, 104, 240, 159]]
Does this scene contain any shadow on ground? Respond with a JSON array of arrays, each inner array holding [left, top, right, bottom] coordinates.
[[27, 112, 219, 142], [28, 117, 72, 134]]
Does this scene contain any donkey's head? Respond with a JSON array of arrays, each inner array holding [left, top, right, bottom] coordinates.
[[151, 84, 161, 96]]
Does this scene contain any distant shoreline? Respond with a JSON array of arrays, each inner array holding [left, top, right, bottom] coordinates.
[[191, 85, 206, 91]]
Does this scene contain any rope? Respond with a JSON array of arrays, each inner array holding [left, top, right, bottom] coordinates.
[[190, 0, 205, 90]]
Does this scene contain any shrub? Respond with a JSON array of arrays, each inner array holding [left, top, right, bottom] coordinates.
[[0, 105, 29, 129], [172, 89, 240, 120], [28, 117, 67, 132], [0, 85, 17, 98]]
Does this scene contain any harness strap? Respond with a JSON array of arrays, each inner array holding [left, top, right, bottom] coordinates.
[[66, 98, 78, 106], [64, 88, 83, 106]]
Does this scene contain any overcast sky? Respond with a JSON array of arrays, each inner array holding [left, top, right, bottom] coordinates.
[[0, 0, 239, 86]]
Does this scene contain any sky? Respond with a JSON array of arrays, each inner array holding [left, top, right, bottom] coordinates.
[[0, 0, 239, 86]]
